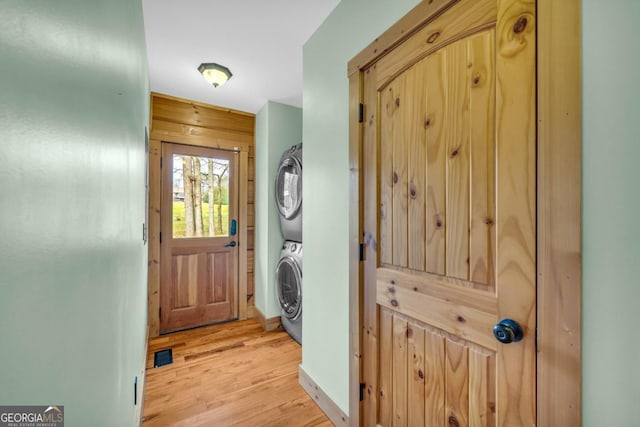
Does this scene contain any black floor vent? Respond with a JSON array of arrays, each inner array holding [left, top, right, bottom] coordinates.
[[154, 349, 173, 368]]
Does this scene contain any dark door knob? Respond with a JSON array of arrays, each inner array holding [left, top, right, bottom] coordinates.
[[224, 241, 237, 248], [493, 319, 523, 344]]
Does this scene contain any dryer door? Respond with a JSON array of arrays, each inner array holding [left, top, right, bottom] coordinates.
[[275, 156, 302, 220], [275, 256, 302, 319]]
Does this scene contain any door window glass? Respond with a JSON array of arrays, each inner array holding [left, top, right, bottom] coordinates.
[[276, 259, 301, 318], [276, 160, 301, 219], [172, 154, 230, 238]]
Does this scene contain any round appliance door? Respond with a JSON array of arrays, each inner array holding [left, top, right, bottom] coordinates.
[[275, 256, 302, 320], [275, 156, 302, 220]]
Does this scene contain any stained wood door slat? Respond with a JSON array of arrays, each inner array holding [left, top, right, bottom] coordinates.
[[407, 63, 427, 271], [392, 74, 409, 268], [445, 40, 471, 281], [380, 84, 395, 265], [469, 30, 497, 288], [379, 308, 394, 425], [445, 339, 469, 427], [392, 316, 408, 426], [469, 347, 494, 427], [425, 51, 447, 275], [408, 322, 426, 426]]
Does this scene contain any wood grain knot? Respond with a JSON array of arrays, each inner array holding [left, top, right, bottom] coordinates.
[[427, 31, 441, 44], [409, 185, 417, 199], [393, 172, 399, 184], [513, 16, 528, 34], [485, 217, 494, 225], [448, 416, 460, 427], [435, 218, 443, 228], [450, 147, 460, 158], [418, 369, 425, 379], [406, 328, 413, 338], [413, 287, 418, 292], [457, 315, 466, 323], [395, 97, 400, 107], [424, 117, 431, 128], [473, 74, 481, 86], [390, 280, 396, 285], [390, 299, 398, 307]]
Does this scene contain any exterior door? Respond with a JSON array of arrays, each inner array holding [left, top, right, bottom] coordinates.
[[160, 143, 239, 333], [360, 0, 536, 425]]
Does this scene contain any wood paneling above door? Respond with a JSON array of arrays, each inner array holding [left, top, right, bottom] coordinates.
[[152, 94, 255, 134]]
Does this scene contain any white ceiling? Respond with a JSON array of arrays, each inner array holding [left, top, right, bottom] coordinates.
[[142, 0, 340, 114]]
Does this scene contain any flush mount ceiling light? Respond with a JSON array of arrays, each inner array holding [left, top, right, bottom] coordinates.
[[198, 63, 232, 88]]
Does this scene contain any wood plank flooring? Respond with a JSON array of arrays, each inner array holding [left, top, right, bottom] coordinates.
[[143, 319, 332, 427]]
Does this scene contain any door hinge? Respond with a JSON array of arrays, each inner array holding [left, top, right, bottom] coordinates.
[[358, 103, 364, 123], [359, 242, 365, 261], [359, 382, 365, 402], [159, 232, 162, 244], [159, 308, 162, 320], [160, 157, 163, 168]]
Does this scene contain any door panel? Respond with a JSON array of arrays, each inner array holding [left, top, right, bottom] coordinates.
[[160, 143, 239, 333], [379, 30, 497, 288], [378, 308, 497, 427], [172, 253, 198, 309], [362, 0, 536, 425]]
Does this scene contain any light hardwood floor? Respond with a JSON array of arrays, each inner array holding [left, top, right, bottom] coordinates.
[[142, 319, 332, 427]]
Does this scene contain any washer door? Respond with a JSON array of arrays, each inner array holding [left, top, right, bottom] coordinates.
[[275, 156, 302, 220], [275, 256, 302, 320]]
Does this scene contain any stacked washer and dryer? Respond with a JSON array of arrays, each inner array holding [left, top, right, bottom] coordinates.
[[275, 143, 303, 344]]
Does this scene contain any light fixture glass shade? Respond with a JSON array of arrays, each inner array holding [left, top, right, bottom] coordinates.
[[198, 63, 232, 87]]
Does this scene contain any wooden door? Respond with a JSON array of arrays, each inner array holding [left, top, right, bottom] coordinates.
[[359, 0, 536, 425], [160, 143, 239, 333]]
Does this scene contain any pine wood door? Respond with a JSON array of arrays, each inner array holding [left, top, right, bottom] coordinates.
[[160, 143, 239, 333], [360, 0, 536, 425]]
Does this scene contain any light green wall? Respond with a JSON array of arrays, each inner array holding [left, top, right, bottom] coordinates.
[[255, 101, 303, 318], [0, 0, 150, 425], [302, 0, 420, 413], [583, 0, 640, 425]]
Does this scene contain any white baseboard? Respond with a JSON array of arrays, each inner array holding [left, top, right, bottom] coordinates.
[[298, 365, 349, 427]]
